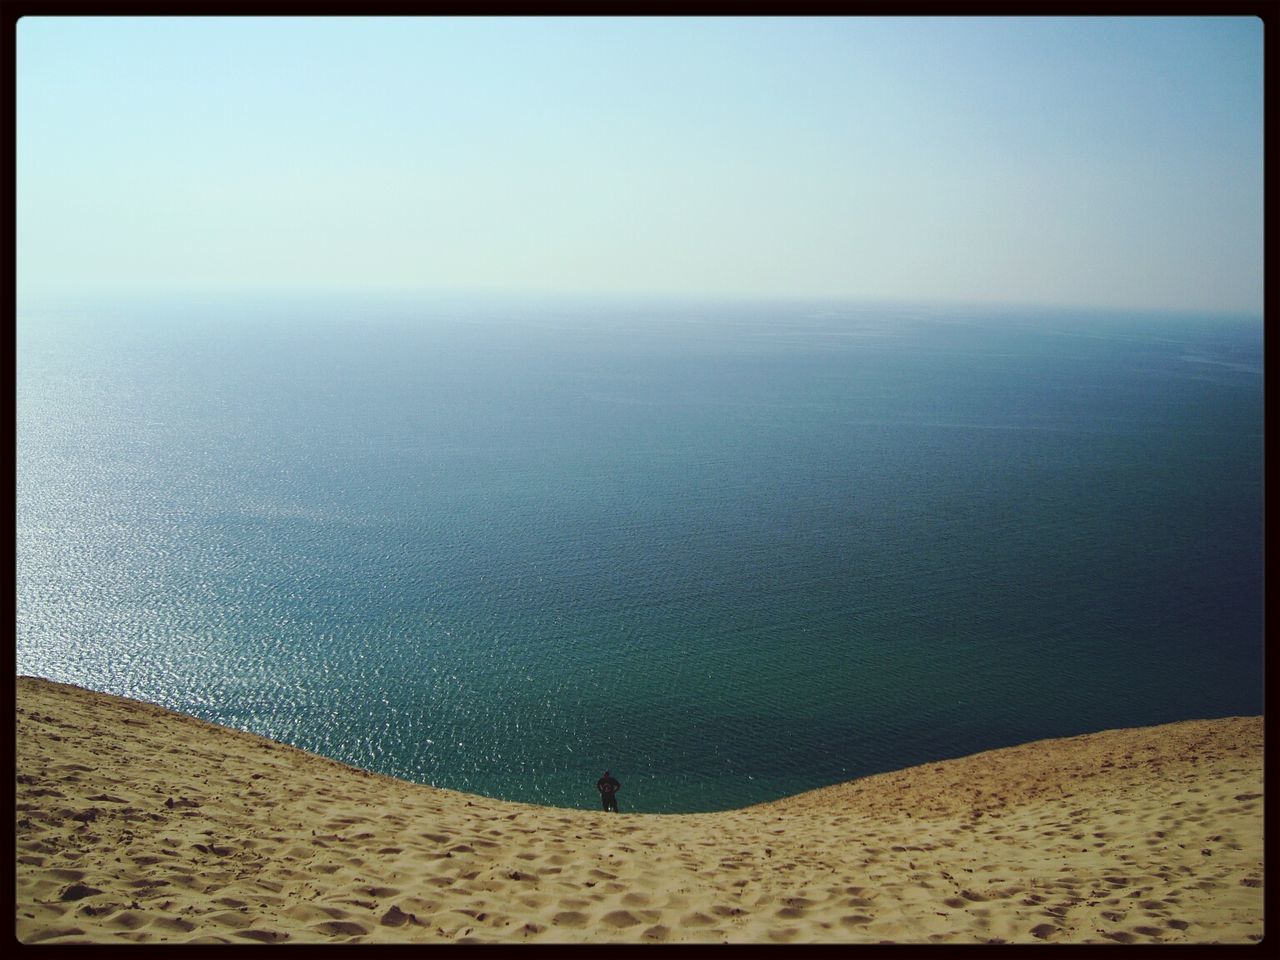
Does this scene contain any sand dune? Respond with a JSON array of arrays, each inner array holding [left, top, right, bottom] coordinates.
[[15, 676, 1263, 944]]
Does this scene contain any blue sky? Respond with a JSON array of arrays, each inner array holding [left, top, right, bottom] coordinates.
[[16, 16, 1264, 313]]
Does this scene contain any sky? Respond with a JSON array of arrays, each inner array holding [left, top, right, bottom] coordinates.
[[15, 16, 1264, 314]]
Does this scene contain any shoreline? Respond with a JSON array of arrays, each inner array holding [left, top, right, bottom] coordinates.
[[16, 675, 1264, 944]]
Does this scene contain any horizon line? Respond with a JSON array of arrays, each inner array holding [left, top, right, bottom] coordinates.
[[15, 286, 1264, 323]]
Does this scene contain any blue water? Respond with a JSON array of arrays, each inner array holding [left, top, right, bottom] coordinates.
[[16, 295, 1264, 812]]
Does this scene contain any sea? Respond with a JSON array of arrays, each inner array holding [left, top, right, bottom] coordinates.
[[15, 294, 1264, 813]]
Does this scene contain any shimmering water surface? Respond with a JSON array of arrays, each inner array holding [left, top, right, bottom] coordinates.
[[16, 296, 1263, 812]]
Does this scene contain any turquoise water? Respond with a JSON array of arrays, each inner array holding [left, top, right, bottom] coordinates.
[[16, 295, 1264, 812]]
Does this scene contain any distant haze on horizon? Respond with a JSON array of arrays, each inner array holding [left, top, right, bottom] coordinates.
[[16, 16, 1264, 316]]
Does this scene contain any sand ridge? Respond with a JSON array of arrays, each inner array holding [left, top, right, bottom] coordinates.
[[15, 676, 1263, 944]]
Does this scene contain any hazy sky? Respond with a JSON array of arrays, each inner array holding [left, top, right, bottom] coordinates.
[[16, 16, 1264, 313]]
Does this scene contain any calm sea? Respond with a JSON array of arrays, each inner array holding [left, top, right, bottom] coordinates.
[[16, 295, 1264, 812]]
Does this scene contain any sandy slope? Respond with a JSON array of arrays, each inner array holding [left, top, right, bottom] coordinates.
[[15, 676, 1263, 944]]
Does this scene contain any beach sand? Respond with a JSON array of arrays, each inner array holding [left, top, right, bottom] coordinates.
[[15, 675, 1263, 944]]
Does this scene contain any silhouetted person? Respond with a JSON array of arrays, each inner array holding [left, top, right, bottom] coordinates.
[[597, 770, 621, 812]]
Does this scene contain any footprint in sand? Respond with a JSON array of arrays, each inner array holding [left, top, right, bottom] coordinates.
[[22, 926, 88, 943], [210, 911, 254, 930], [711, 904, 746, 918], [681, 911, 717, 927], [106, 911, 149, 930], [380, 905, 414, 927], [58, 883, 102, 901], [153, 916, 196, 933], [283, 904, 345, 923], [601, 910, 641, 928], [312, 920, 369, 938], [236, 928, 290, 942]]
